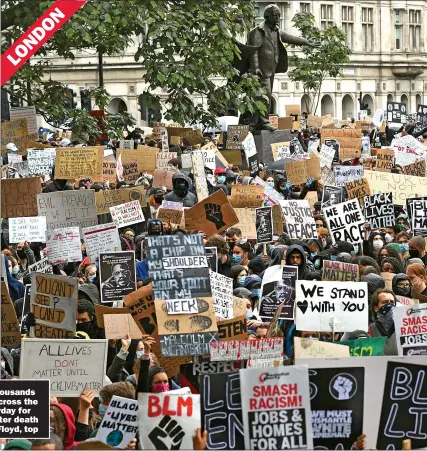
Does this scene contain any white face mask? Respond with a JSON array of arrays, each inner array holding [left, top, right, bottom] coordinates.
[[384, 233, 393, 243], [12, 265, 19, 275], [373, 240, 384, 251]]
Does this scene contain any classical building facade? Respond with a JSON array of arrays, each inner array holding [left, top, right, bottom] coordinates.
[[36, 0, 427, 127]]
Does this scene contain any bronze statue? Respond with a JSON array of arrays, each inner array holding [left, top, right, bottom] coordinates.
[[238, 4, 321, 131]]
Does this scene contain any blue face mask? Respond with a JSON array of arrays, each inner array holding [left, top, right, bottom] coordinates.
[[352, 245, 359, 255], [330, 256, 337, 261], [99, 404, 108, 418], [251, 289, 261, 298], [88, 275, 96, 283], [217, 175, 226, 184], [237, 276, 246, 286], [232, 255, 243, 265], [310, 252, 317, 259], [246, 309, 253, 320], [269, 245, 275, 253], [136, 350, 144, 360], [400, 243, 409, 252]]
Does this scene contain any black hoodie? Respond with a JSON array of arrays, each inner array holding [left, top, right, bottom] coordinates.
[[392, 273, 411, 297], [285, 244, 310, 279], [164, 172, 197, 207]]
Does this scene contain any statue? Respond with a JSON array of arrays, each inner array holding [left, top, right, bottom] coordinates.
[[237, 4, 321, 131]]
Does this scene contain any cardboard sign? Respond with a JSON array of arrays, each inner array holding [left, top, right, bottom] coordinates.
[[345, 178, 371, 203], [100, 252, 137, 304], [93, 158, 117, 184], [1, 177, 41, 218], [1, 118, 37, 155], [217, 316, 248, 341], [210, 338, 283, 361], [30, 273, 77, 339], [295, 281, 368, 332], [139, 393, 200, 451], [230, 185, 264, 208], [38, 189, 97, 237], [156, 298, 218, 356], [322, 260, 359, 282], [95, 395, 138, 449], [10, 106, 38, 134], [55, 146, 104, 179], [201, 372, 244, 450], [209, 270, 233, 319], [117, 147, 159, 173], [363, 192, 394, 229], [1, 282, 21, 347], [122, 162, 139, 184], [28, 257, 53, 274], [333, 165, 364, 187], [323, 199, 365, 244], [226, 125, 249, 149], [240, 365, 313, 450], [186, 190, 238, 237], [8, 216, 46, 243], [394, 304, 427, 356], [365, 170, 427, 206], [256, 206, 273, 243], [321, 128, 362, 160], [27, 148, 56, 177], [184, 128, 204, 146], [46, 227, 83, 264], [82, 223, 121, 263], [403, 158, 426, 177], [338, 337, 386, 356], [94, 305, 130, 329], [152, 169, 173, 190], [375, 149, 394, 172], [110, 200, 144, 228], [280, 200, 317, 239], [285, 156, 321, 185], [294, 337, 350, 359], [234, 208, 257, 239], [12, 159, 29, 177], [20, 339, 108, 396], [95, 186, 146, 215], [157, 201, 184, 224], [104, 314, 143, 340], [412, 199, 427, 236], [155, 152, 178, 170]]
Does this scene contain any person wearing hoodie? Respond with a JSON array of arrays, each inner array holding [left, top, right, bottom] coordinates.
[[248, 255, 267, 275], [42, 165, 74, 192], [3, 255, 25, 302], [285, 244, 310, 279], [392, 273, 412, 298], [164, 172, 197, 207], [363, 231, 385, 259], [50, 403, 77, 450]]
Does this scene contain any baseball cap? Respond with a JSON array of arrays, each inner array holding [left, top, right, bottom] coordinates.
[[6, 143, 18, 152], [214, 167, 227, 175]]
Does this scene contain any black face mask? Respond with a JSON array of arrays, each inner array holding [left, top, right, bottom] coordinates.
[[409, 249, 420, 259], [17, 249, 26, 259], [154, 196, 164, 204], [396, 286, 411, 297], [76, 321, 96, 338]]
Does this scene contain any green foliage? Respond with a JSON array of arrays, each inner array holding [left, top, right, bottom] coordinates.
[[2, 0, 264, 136], [288, 12, 351, 115]]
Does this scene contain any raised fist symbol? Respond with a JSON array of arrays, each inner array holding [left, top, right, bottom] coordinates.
[[204, 203, 225, 230], [333, 376, 353, 400], [148, 415, 185, 450]]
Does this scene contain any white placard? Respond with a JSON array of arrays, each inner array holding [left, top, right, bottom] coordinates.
[[392, 134, 425, 167], [394, 303, 427, 356], [20, 338, 108, 396], [333, 165, 364, 186], [82, 222, 121, 263], [161, 200, 183, 211], [295, 281, 368, 332], [209, 270, 233, 319], [210, 338, 284, 361], [160, 129, 169, 152], [110, 200, 145, 228], [156, 152, 177, 170], [319, 144, 336, 168], [9, 216, 46, 243], [323, 198, 365, 244], [28, 148, 56, 176], [201, 149, 216, 172], [7, 154, 22, 166], [28, 257, 53, 274], [119, 139, 135, 149], [46, 227, 83, 264], [166, 299, 199, 315], [10, 106, 38, 134], [242, 132, 257, 163], [280, 200, 317, 239]]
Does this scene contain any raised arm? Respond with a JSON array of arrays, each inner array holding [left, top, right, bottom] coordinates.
[[280, 31, 321, 48]]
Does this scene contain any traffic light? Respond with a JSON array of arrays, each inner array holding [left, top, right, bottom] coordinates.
[[80, 89, 92, 111], [64, 88, 77, 109]]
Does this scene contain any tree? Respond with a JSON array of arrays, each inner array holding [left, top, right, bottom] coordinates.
[[287, 12, 351, 115], [1, 0, 266, 139]]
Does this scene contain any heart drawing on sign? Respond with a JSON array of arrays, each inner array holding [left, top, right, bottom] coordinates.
[[297, 300, 308, 314]]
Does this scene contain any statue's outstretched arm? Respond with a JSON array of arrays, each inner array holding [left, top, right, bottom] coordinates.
[[280, 31, 321, 48]]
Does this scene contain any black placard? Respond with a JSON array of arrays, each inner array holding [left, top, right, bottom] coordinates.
[[411, 199, 427, 237], [377, 361, 427, 450], [309, 367, 364, 449], [248, 154, 260, 178], [201, 372, 245, 450], [321, 185, 344, 212], [0, 380, 50, 439], [416, 104, 427, 126], [387, 102, 407, 124], [159, 332, 217, 356], [256, 207, 273, 244], [205, 247, 218, 273], [363, 192, 395, 229]]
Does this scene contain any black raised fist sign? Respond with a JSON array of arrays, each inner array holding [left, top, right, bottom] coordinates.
[[204, 203, 226, 230], [148, 415, 185, 450]]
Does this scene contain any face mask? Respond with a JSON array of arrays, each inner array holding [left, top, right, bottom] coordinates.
[[330, 256, 337, 261], [376, 302, 395, 335], [76, 321, 95, 337], [267, 181, 274, 188], [99, 404, 108, 418], [136, 350, 144, 360], [237, 276, 246, 286], [88, 275, 96, 283], [397, 285, 411, 297], [151, 382, 170, 393], [12, 265, 19, 275], [384, 233, 393, 243], [124, 234, 134, 241], [246, 309, 253, 320], [314, 260, 321, 269], [397, 224, 405, 231], [373, 240, 384, 251], [279, 186, 286, 192], [206, 174, 215, 184], [232, 255, 243, 265], [400, 243, 409, 252], [17, 249, 26, 259], [175, 181, 188, 195], [352, 245, 359, 255], [409, 249, 420, 258], [217, 175, 226, 184], [251, 289, 261, 298], [269, 245, 275, 253], [305, 336, 319, 341], [310, 252, 317, 260]]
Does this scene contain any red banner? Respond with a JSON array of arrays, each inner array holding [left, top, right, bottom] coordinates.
[[1, 0, 87, 86]]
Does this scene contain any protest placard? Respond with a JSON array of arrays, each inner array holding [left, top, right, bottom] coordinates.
[[82, 223, 121, 263], [20, 339, 108, 396], [204, 247, 218, 273], [8, 216, 46, 243], [280, 200, 317, 239], [392, 134, 425, 167], [294, 337, 350, 359], [200, 148, 216, 173], [230, 185, 264, 208], [10, 106, 38, 134], [117, 147, 159, 172], [1, 282, 21, 347], [28, 257, 53, 274], [1, 118, 37, 155], [95, 395, 138, 449], [184, 128, 204, 146], [271, 141, 290, 161], [186, 190, 238, 237], [119, 139, 135, 149], [30, 273, 77, 339], [152, 169, 173, 190], [217, 316, 248, 341], [94, 305, 131, 329], [323, 199, 365, 244], [285, 156, 321, 185], [240, 365, 313, 450], [209, 270, 233, 319], [103, 314, 143, 340], [8, 153, 22, 166], [403, 158, 426, 177], [46, 227, 83, 265], [320, 144, 336, 168], [191, 150, 210, 200], [322, 260, 359, 282], [209, 338, 283, 361], [27, 148, 56, 177], [37, 189, 97, 237], [95, 186, 146, 215], [363, 192, 394, 229], [12, 159, 29, 177], [122, 162, 139, 184], [309, 366, 364, 449], [139, 393, 200, 450], [396, 295, 419, 306], [1, 177, 41, 218], [295, 281, 368, 332], [321, 185, 344, 212], [338, 337, 386, 356], [365, 170, 427, 206], [157, 201, 184, 224], [256, 207, 273, 243], [55, 146, 104, 179], [156, 297, 218, 357], [345, 178, 371, 203], [387, 101, 407, 124], [393, 304, 427, 356], [226, 125, 249, 149], [333, 165, 364, 186], [233, 209, 259, 239], [411, 199, 427, 236], [321, 128, 361, 160], [155, 152, 178, 170], [110, 200, 144, 228], [201, 372, 244, 450], [146, 234, 211, 301], [375, 149, 394, 172], [100, 252, 137, 304]]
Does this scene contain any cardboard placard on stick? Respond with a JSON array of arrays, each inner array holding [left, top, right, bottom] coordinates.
[[1, 177, 41, 218], [104, 314, 143, 339], [117, 147, 159, 173], [375, 149, 394, 172], [95, 186, 146, 215], [226, 125, 249, 149], [256, 206, 273, 243], [94, 305, 131, 329], [403, 159, 426, 177], [345, 178, 371, 203], [234, 208, 257, 239], [285, 155, 321, 185], [1, 118, 37, 155], [55, 146, 104, 179], [230, 185, 264, 208]]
